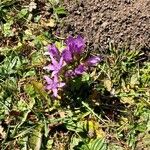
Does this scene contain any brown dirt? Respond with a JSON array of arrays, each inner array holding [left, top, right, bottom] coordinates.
[[58, 0, 150, 51]]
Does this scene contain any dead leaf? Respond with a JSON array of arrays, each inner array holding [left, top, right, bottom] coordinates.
[[104, 79, 112, 91], [29, 1, 37, 12], [0, 125, 6, 140]]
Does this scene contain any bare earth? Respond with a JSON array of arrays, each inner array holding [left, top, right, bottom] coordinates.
[[58, 0, 150, 51]]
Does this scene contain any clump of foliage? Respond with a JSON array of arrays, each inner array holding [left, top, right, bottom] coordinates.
[[43, 35, 101, 98]]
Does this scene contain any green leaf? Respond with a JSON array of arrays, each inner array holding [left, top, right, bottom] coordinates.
[[23, 70, 36, 78], [0, 0, 16, 7], [31, 81, 51, 105], [46, 139, 54, 149], [89, 138, 107, 150], [17, 8, 28, 19], [29, 124, 44, 150], [54, 7, 66, 15], [80, 138, 107, 150], [24, 84, 36, 97], [130, 74, 139, 87], [2, 20, 14, 37], [70, 136, 82, 150], [82, 73, 90, 82], [65, 120, 84, 133], [31, 51, 45, 66]]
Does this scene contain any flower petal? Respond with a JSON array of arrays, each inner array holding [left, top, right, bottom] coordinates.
[[52, 88, 58, 97], [74, 35, 85, 52], [43, 64, 55, 71], [65, 35, 85, 54], [48, 44, 59, 58], [62, 48, 73, 63], [87, 56, 101, 66], [59, 56, 64, 66], [44, 75, 52, 84], [49, 65, 55, 70], [65, 36, 74, 45], [53, 75, 58, 83], [51, 71, 58, 77], [50, 55, 58, 66], [58, 82, 65, 87], [46, 85, 52, 90], [75, 64, 87, 75]]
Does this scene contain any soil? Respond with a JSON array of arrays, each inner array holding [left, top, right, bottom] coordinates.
[[58, 0, 150, 51]]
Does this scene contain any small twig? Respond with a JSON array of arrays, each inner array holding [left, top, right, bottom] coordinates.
[[82, 101, 106, 124]]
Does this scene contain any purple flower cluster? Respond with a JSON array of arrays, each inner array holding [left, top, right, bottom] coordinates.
[[44, 35, 101, 98]]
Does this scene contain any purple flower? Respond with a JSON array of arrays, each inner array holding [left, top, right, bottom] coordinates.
[[66, 35, 85, 54], [62, 47, 73, 63], [43, 55, 64, 77], [44, 75, 65, 97], [86, 56, 101, 66], [65, 36, 74, 47], [74, 35, 85, 53], [46, 44, 59, 58], [74, 64, 87, 75]]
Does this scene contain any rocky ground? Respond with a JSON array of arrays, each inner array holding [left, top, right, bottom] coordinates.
[[58, 0, 150, 52]]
